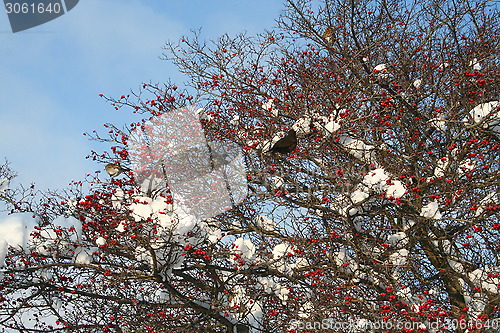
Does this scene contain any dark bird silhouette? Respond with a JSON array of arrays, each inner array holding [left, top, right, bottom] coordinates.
[[268, 129, 297, 154]]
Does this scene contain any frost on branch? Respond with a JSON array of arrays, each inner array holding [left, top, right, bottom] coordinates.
[[468, 101, 500, 136], [420, 201, 442, 219], [0, 213, 39, 267], [0, 178, 9, 195], [0, 213, 83, 267], [261, 98, 279, 117]]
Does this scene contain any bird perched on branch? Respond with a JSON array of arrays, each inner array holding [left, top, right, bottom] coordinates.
[[323, 27, 334, 46], [268, 129, 297, 154], [105, 163, 123, 177]]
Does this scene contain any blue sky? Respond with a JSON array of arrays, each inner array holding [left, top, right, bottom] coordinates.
[[0, 0, 284, 191]]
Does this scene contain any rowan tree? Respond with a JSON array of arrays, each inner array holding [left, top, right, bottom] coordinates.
[[1, 0, 500, 332]]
